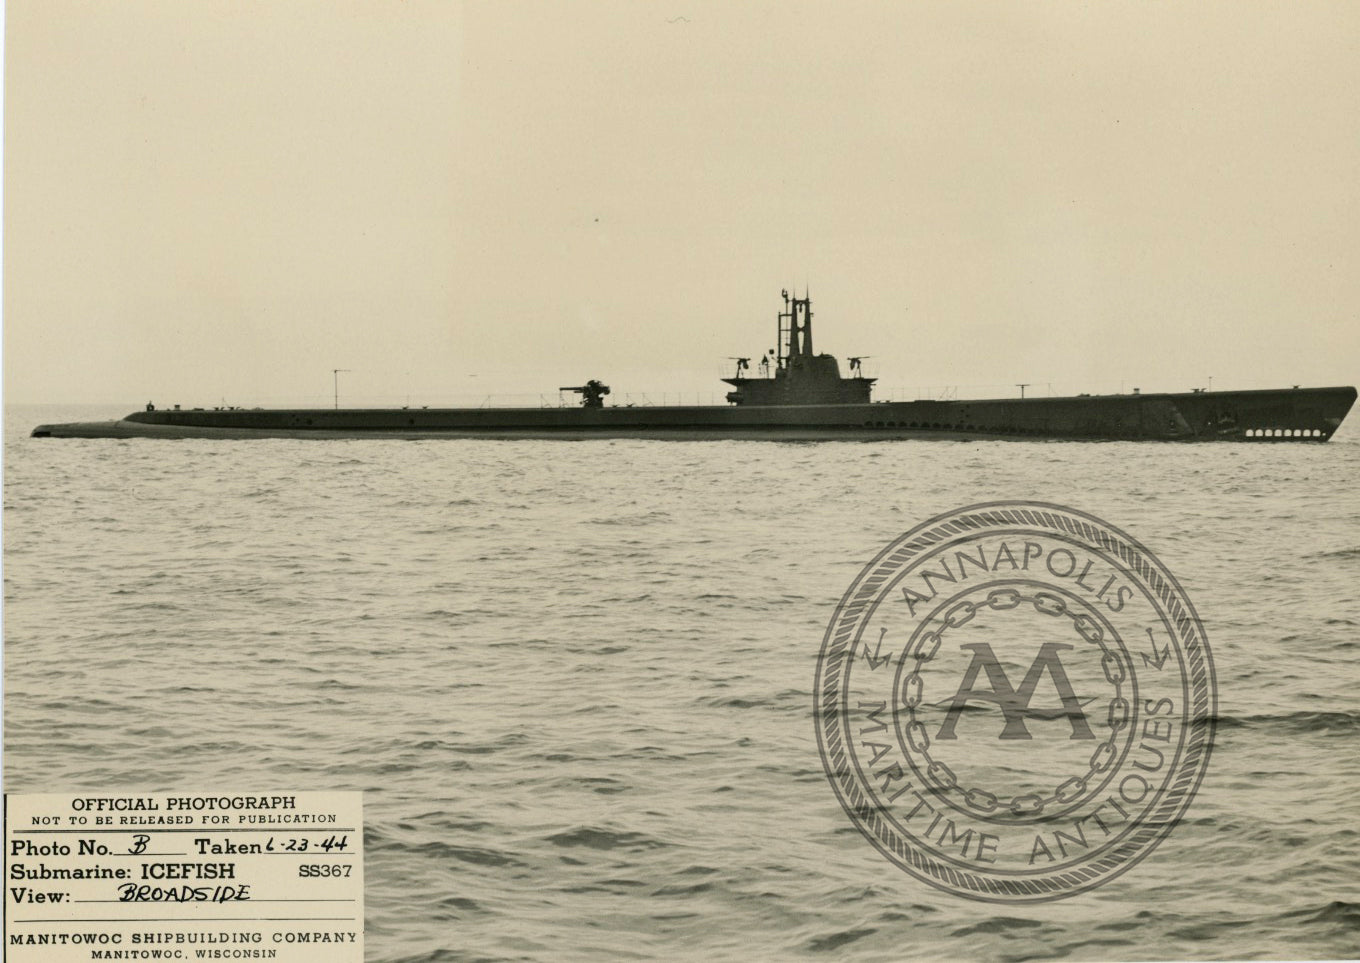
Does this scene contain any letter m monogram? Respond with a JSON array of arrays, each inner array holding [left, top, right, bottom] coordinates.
[[936, 642, 1094, 740]]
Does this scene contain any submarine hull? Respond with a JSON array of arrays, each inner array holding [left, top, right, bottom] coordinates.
[[32, 386, 1357, 441]]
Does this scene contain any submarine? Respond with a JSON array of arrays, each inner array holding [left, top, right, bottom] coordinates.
[[31, 291, 1356, 441]]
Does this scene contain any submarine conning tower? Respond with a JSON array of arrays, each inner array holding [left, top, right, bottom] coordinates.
[[722, 290, 876, 406]]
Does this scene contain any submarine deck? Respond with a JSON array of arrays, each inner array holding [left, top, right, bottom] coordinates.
[[30, 386, 1357, 442]]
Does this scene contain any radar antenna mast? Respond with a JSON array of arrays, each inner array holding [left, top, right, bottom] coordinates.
[[776, 288, 815, 368]]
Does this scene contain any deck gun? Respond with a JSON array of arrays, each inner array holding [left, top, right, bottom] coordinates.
[[559, 380, 611, 408]]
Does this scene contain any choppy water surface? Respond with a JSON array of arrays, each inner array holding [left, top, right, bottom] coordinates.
[[5, 405, 1360, 962]]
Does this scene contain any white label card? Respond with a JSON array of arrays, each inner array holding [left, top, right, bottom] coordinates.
[[4, 791, 363, 961]]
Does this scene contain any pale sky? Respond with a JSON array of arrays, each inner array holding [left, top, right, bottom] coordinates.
[[5, 1, 1359, 406]]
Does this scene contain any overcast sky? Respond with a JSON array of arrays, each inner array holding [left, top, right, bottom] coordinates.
[[5, 1, 1358, 406]]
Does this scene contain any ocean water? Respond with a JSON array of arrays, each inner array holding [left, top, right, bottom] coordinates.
[[5, 404, 1360, 962]]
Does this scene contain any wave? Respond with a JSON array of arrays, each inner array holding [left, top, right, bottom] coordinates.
[[1212, 710, 1360, 734], [1276, 899, 1360, 927], [543, 826, 669, 851], [385, 839, 524, 868], [1306, 546, 1360, 560], [804, 927, 877, 952], [700, 695, 770, 709], [950, 917, 1045, 938]]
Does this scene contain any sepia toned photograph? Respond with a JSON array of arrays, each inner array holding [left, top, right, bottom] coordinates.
[[5, 2, 1359, 960]]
